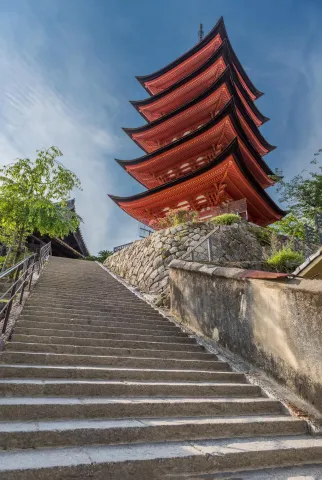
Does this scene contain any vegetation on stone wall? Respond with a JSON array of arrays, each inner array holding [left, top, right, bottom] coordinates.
[[266, 247, 304, 273], [211, 213, 241, 226]]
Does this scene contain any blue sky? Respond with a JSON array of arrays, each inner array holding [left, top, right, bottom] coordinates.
[[0, 0, 321, 253]]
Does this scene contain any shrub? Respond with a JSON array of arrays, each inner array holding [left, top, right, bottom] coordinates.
[[211, 213, 241, 226], [266, 247, 304, 273]]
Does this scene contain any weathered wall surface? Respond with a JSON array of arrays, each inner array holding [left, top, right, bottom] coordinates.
[[104, 222, 270, 294], [170, 260, 322, 413]]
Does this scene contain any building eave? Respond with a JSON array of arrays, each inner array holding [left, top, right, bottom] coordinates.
[[123, 67, 268, 155], [116, 99, 275, 173], [131, 41, 268, 125], [109, 138, 285, 218], [135, 17, 263, 100]]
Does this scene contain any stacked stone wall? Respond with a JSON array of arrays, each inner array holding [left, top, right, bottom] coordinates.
[[105, 220, 314, 295], [105, 222, 213, 294]]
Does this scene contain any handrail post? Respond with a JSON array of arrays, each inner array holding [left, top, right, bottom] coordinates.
[[28, 256, 36, 291], [19, 256, 32, 304], [2, 265, 21, 334]]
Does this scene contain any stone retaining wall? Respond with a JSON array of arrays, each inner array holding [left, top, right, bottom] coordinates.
[[104, 221, 283, 295], [105, 222, 213, 294]]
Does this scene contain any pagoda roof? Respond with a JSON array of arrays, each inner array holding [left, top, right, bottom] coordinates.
[[124, 67, 268, 153], [131, 41, 267, 126], [136, 17, 263, 100], [116, 100, 275, 185], [109, 139, 285, 227]]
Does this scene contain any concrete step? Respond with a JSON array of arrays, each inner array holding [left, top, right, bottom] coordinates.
[[18, 314, 179, 330], [20, 311, 169, 324], [0, 396, 284, 421], [33, 286, 154, 301], [26, 301, 162, 315], [17, 319, 185, 337], [0, 364, 244, 382], [30, 292, 145, 302], [0, 415, 307, 450], [0, 436, 321, 480], [23, 305, 164, 319], [195, 464, 322, 479], [4, 343, 217, 362], [13, 325, 191, 343], [11, 333, 202, 352], [27, 298, 157, 309], [0, 379, 262, 397], [1, 350, 223, 369]]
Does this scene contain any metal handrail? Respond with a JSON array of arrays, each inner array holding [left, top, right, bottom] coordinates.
[[1, 241, 52, 334]]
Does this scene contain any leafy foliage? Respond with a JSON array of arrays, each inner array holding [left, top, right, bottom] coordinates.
[[271, 154, 322, 239], [266, 247, 304, 273], [269, 213, 309, 241], [0, 147, 82, 253], [211, 213, 241, 226], [84, 250, 113, 262], [149, 208, 198, 230]]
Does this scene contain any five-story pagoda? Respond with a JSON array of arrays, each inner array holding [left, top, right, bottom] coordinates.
[[109, 17, 285, 228]]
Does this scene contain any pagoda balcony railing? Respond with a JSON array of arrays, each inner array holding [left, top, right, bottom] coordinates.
[[139, 198, 248, 229], [197, 198, 248, 222]]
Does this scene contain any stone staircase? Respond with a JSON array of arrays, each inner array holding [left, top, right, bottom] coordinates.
[[0, 256, 321, 479]]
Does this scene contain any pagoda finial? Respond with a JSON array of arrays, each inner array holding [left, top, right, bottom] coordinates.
[[198, 23, 204, 42]]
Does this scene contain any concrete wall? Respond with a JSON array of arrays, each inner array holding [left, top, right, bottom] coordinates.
[[170, 260, 322, 413]]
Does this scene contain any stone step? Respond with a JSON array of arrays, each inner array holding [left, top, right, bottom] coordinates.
[[0, 436, 321, 480], [31, 292, 144, 302], [0, 396, 284, 421], [17, 319, 185, 337], [23, 305, 164, 318], [27, 297, 156, 309], [1, 350, 222, 369], [18, 315, 179, 330], [33, 286, 150, 296], [0, 364, 243, 382], [26, 300, 161, 314], [197, 465, 322, 479], [20, 311, 168, 324], [0, 379, 261, 398], [11, 333, 202, 352], [0, 415, 306, 450]]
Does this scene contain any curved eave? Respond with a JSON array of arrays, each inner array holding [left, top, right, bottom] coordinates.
[[131, 41, 268, 125], [116, 99, 275, 171], [109, 139, 284, 218], [135, 17, 263, 100], [123, 67, 267, 147]]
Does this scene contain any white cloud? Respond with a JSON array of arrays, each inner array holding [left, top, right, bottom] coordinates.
[[0, 8, 140, 253]]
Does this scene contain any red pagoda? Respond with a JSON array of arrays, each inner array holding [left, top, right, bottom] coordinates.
[[109, 17, 285, 228]]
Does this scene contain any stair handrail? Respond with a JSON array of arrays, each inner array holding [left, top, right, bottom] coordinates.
[[0, 241, 52, 334]]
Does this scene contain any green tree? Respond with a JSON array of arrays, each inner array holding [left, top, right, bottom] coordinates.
[[83, 250, 113, 262], [97, 250, 112, 262], [271, 154, 322, 239], [0, 146, 82, 261]]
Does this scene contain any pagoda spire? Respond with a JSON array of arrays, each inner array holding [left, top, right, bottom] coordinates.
[[198, 23, 204, 42], [109, 17, 285, 228]]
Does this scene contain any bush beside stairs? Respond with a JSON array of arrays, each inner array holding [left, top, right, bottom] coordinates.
[[0, 256, 321, 479]]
